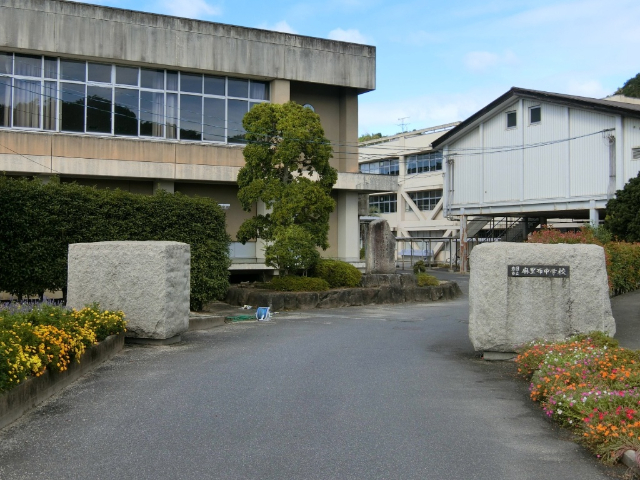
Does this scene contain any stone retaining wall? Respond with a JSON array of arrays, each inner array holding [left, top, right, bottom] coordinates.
[[225, 275, 461, 311]]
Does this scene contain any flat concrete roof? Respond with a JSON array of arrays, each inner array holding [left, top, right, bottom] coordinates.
[[0, 0, 376, 91]]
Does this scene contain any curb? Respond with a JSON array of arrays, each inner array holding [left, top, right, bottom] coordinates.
[[189, 315, 226, 331], [622, 450, 640, 476], [0, 332, 125, 431]]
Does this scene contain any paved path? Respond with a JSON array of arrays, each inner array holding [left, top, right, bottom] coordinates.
[[0, 281, 625, 479]]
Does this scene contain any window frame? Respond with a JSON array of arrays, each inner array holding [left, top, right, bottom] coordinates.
[[506, 110, 517, 129], [529, 105, 541, 125]]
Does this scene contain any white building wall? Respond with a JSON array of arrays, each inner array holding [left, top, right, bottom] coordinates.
[[449, 127, 482, 205], [623, 117, 640, 180]]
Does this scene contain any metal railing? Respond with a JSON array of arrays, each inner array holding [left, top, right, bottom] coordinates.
[[394, 236, 460, 271]]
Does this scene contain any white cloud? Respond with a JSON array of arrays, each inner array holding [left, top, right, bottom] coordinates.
[[158, 0, 221, 18], [327, 28, 371, 45], [257, 20, 298, 34], [464, 50, 519, 73]]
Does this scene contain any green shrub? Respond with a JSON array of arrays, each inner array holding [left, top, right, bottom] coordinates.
[[0, 176, 230, 310], [270, 276, 330, 292], [413, 260, 426, 274], [264, 225, 320, 275], [312, 259, 362, 288], [416, 273, 440, 287]]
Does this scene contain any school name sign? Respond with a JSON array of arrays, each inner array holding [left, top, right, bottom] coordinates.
[[508, 265, 570, 278]]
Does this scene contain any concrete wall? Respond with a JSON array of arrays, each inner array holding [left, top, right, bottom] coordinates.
[[0, 0, 375, 91]]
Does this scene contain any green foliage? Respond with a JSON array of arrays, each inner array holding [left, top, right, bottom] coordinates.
[[236, 102, 337, 270], [358, 132, 383, 143], [413, 260, 426, 274], [416, 273, 440, 287], [264, 226, 320, 275], [360, 247, 365, 260], [614, 72, 640, 98], [0, 176, 231, 310], [605, 172, 640, 242], [312, 259, 362, 288], [269, 276, 330, 292]]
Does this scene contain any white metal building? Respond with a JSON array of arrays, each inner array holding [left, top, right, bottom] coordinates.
[[431, 88, 640, 269]]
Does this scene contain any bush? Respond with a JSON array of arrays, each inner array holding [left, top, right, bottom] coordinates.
[[0, 176, 231, 310], [413, 260, 426, 274], [270, 276, 330, 292], [528, 226, 640, 296], [312, 259, 362, 288], [0, 302, 126, 392], [264, 225, 320, 275], [416, 273, 439, 287]]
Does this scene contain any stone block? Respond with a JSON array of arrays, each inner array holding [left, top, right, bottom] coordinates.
[[469, 243, 615, 352], [365, 219, 396, 274], [67, 241, 190, 340]]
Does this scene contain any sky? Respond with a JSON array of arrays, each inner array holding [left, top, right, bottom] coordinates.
[[75, 0, 640, 137]]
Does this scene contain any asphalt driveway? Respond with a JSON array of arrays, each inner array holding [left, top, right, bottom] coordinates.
[[0, 282, 625, 479]]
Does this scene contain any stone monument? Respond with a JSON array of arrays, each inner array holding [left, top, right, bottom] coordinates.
[[365, 219, 396, 274], [67, 241, 191, 343], [469, 242, 615, 354]]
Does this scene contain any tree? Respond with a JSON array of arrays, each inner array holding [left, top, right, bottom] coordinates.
[[604, 171, 640, 242], [236, 101, 337, 272], [615, 73, 640, 98]]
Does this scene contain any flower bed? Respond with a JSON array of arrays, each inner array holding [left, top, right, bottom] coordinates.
[[0, 302, 126, 392], [516, 332, 640, 463]]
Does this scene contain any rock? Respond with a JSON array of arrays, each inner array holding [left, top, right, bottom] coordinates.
[[67, 241, 190, 340], [365, 219, 396, 274], [469, 243, 616, 352]]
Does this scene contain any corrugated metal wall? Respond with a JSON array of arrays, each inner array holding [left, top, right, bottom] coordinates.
[[450, 127, 482, 205], [624, 118, 640, 180], [568, 108, 614, 197]]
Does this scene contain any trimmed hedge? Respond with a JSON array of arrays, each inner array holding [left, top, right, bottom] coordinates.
[[269, 276, 330, 292], [0, 176, 231, 310], [312, 259, 362, 288], [416, 273, 440, 287], [528, 226, 640, 296]]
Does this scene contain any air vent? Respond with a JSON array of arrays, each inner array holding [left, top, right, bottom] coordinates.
[[633, 147, 640, 160]]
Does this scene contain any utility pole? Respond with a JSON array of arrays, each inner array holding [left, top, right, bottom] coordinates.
[[397, 117, 409, 133]]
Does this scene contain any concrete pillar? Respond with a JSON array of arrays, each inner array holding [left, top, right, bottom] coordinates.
[[256, 200, 268, 263], [337, 191, 359, 262], [460, 209, 468, 273], [338, 89, 359, 173], [270, 79, 290, 105], [153, 180, 174, 194], [589, 200, 599, 227]]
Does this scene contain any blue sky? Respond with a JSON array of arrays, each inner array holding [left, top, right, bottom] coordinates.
[[77, 0, 640, 136]]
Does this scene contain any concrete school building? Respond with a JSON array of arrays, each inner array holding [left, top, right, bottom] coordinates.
[[0, 0, 396, 273], [358, 123, 460, 263]]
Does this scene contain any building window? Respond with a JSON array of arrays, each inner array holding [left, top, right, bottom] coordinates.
[[369, 194, 397, 213], [0, 50, 270, 143], [406, 189, 443, 211], [633, 147, 640, 160], [406, 151, 443, 174], [360, 158, 399, 175], [506, 111, 517, 129], [530, 106, 541, 125]]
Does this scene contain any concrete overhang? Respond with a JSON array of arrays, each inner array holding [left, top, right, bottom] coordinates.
[[0, 0, 376, 92], [333, 172, 398, 192]]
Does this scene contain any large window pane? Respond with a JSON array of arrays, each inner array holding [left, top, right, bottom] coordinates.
[[203, 97, 224, 142], [88, 63, 112, 83], [140, 91, 163, 137], [141, 68, 164, 90], [13, 79, 41, 128], [166, 93, 177, 139], [228, 78, 248, 98], [179, 94, 202, 140], [115, 88, 138, 136], [60, 60, 86, 81], [204, 76, 225, 96], [0, 52, 12, 75], [43, 81, 57, 131], [250, 81, 269, 100], [166, 71, 178, 91], [86, 85, 112, 133], [61, 82, 85, 132], [44, 57, 57, 79], [15, 54, 41, 78], [227, 99, 248, 143], [0, 77, 11, 127], [180, 73, 202, 94], [116, 66, 138, 86]]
